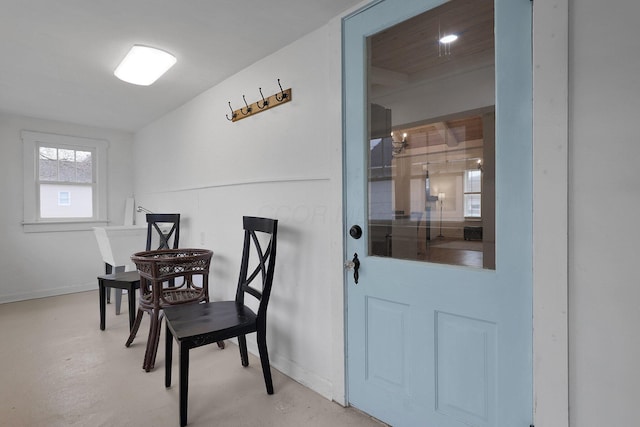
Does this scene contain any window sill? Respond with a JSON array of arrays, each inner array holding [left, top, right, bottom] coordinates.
[[23, 220, 109, 233]]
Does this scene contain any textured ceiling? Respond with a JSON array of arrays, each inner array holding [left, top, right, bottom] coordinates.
[[0, 0, 363, 131]]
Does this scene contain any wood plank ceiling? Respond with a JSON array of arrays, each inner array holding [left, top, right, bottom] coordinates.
[[370, 0, 494, 149]]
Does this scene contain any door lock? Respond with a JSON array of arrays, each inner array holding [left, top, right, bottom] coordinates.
[[349, 225, 363, 239], [344, 253, 360, 284]]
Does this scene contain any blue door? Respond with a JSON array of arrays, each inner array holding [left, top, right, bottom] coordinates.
[[343, 1, 532, 426]]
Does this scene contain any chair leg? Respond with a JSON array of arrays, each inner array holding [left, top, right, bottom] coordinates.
[[127, 287, 137, 331], [98, 281, 106, 331], [114, 289, 123, 315], [126, 308, 144, 347], [238, 335, 249, 367], [165, 322, 173, 388], [257, 330, 274, 395], [179, 343, 190, 427]]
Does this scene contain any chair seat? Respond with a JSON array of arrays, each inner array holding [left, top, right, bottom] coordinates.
[[97, 271, 140, 331], [98, 270, 141, 287], [164, 301, 257, 346]]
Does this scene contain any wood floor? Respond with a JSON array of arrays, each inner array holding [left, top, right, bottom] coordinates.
[[422, 245, 484, 268]]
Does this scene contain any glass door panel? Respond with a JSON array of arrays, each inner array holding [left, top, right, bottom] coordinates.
[[367, 0, 495, 269]]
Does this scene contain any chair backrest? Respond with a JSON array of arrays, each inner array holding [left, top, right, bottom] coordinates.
[[146, 213, 180, 250], [235, 216, 278, 320]]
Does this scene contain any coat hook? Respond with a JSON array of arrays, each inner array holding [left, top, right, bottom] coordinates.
[[240, 95, 252, 115], [225, 101, 236, 121], [257, 87, 269, 109], [275, 78, 288, 102]]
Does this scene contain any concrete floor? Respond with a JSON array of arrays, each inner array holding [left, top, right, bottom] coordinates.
[[0, 291, 386, 427]]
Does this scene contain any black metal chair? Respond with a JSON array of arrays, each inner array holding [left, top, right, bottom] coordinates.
[[97, 213, 180, 332], [163, 216, 278, 427]]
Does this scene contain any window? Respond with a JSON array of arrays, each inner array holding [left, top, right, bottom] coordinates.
[[39, 146, 93, 218], [22, 131, 109, 232], [57, 191, 71, 207], [464, 169, 482, 218]]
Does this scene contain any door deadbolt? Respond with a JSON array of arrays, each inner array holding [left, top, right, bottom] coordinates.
[[349, 225, 363, 239]]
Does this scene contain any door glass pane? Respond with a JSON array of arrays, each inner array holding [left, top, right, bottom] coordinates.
[[367, 0, 495, 269]]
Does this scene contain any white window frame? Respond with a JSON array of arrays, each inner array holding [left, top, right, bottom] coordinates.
[[22, 131, 109, 232]]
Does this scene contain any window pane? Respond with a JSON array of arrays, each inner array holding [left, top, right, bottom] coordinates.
[[39, 147, 58, 181], [58, 191, 71, 206], [76, 151, 93, 183], [38, 147, 93, 184], [464, 170, 482, 193], [464, 194, 481, 217], [40, 184, 93, 218], [58, 149, 76, 182]]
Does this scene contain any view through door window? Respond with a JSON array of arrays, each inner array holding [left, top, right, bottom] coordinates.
[[367, 0, 495, 269]]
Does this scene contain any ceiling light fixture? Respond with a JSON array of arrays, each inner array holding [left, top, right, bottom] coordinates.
[[438, 33, 457, 56], [439, 34, 458, 44], [114, 45, 176, 86], [391, 132, 408, 157], [438, 18, 458, 57]]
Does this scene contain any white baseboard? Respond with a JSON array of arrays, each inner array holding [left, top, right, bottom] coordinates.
[[0, 282, 96, 304], [241, 339, 334, 401]]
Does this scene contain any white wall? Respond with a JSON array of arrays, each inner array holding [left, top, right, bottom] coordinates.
[[0, 113, 135, 302], [568, 0, 640, 425], [373, 66, 495, 127], [132, 18, 345, 401]]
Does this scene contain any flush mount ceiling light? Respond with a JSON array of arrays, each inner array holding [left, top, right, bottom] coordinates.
[[114, 45, 176, 86], [438, 33, 458, 56], [439, 34, 458, 44]]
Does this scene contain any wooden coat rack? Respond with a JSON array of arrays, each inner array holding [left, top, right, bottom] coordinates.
[[226, 79, 292, 123]]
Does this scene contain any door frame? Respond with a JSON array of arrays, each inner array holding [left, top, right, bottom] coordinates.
[[334, 0, 570, 426], [531, 0, 569, 425]]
